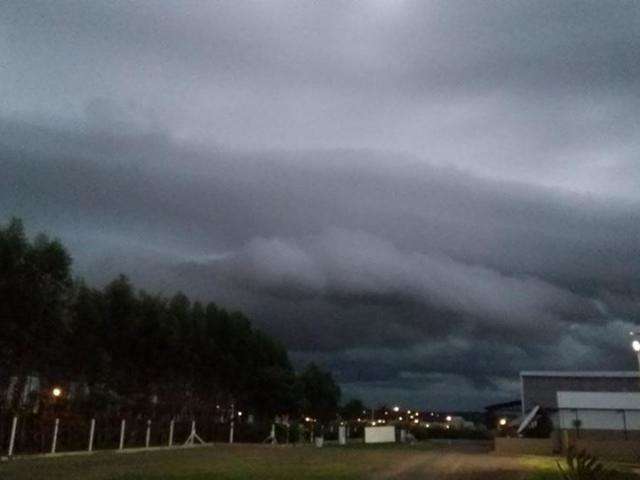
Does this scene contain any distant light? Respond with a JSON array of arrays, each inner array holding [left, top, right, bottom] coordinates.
[[426, 423, 430, 428], [407, 410, 411, 414], [52, 387, 62, 398], [399, 416, 403, 421], [499, 418, 507, 426], [446, 425, 450, 430], [414, 419, 419, 424], [363, 410, 367, 414], [385, 411, 388, 415], [371, 421, 376, 426], [305, 417, 311, 422], [446, 415, 452, 422], [393, 406, 400, 412], [237, 411, 243, 417], [632, 340, 640, 352]]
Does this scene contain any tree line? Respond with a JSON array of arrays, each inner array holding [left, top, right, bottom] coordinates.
[[0, 218, 341, 423]]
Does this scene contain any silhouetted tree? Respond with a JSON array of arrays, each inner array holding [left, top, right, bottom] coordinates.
[[0, 217, 342, 425], [341, 398, 367, 420], [298, 363, 341, 423]]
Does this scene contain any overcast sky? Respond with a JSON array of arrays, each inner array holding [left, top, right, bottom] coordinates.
[[2, 0, 639, 409]]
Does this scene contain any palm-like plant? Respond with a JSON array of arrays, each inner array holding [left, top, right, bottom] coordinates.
[[557, 447, 616, 480]]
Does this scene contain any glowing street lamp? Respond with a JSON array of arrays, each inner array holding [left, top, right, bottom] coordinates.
[[52, 387, 62, 398], [393, 406, 399, 412], [499, 418, 507, 427], [445, 415, 452, 422], [630, 332, 640, 372]]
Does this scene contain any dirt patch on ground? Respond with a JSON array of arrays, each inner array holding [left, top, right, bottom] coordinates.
[[373, 447, 543, 480]]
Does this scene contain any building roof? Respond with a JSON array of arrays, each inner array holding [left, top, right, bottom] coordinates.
[[520, 371, 638, 378], [484, 400, 521, 411]]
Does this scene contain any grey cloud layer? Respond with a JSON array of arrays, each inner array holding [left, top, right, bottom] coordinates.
[[2, 118, 639, 407], [221, 228, 597, 330], [2, 1, 640, 195], [2, 0, 640, 408]]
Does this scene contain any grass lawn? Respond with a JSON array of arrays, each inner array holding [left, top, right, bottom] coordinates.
[[0, 442, 567, 480]]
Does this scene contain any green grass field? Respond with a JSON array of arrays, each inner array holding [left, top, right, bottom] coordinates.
[[0, 442, 563, 480]]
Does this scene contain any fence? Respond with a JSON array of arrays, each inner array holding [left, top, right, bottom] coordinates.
[[0, 413, 302, 457]]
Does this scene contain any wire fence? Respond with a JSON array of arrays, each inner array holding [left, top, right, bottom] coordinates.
[[0, 413, 306, 457]]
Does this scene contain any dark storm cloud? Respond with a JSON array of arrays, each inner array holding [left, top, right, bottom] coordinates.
[[3, 117, 639, 407], [2, 1, 640, 408]]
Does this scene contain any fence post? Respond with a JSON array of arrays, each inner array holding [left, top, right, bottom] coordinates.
[[168, 419, 174, 447], [145, 420, 151, 448], [88, 418, 96, 452], [7, 416, 17, 457], [119, 419, 126, 451], [229, 404, 235, 444], [51, 418, 60, 454]]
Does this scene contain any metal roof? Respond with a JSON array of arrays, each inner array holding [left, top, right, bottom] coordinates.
[[520, 371, 639, 378]]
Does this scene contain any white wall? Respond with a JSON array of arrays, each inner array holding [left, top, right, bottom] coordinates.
[[557, 391, 640, 431], [364, 426, 396, 443], [558, 391, 640, 410]]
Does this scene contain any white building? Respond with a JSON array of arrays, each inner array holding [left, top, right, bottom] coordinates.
[[519, 371, 640, 438], [557, 391, 640, 438]]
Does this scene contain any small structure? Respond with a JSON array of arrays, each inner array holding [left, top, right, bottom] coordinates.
[[485, 400, 521, 429], [364, 425, 396, 443], [338, 425, 347, 445]]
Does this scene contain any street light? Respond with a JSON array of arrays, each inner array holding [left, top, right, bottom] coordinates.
[[446, 415, 452, 422], [630, 332, 640, 372], [499, 418, 507, 427], [52, 387, 62, 398], [393, 406, 399, 412]]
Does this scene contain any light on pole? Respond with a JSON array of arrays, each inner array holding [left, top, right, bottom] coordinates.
[[632, 338, 640, 372]]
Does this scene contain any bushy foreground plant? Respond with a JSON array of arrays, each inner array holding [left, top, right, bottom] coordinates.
[[557, 447, 617, 480]]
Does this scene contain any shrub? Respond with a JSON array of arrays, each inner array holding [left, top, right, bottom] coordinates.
[[557, 447, 617, 480]]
